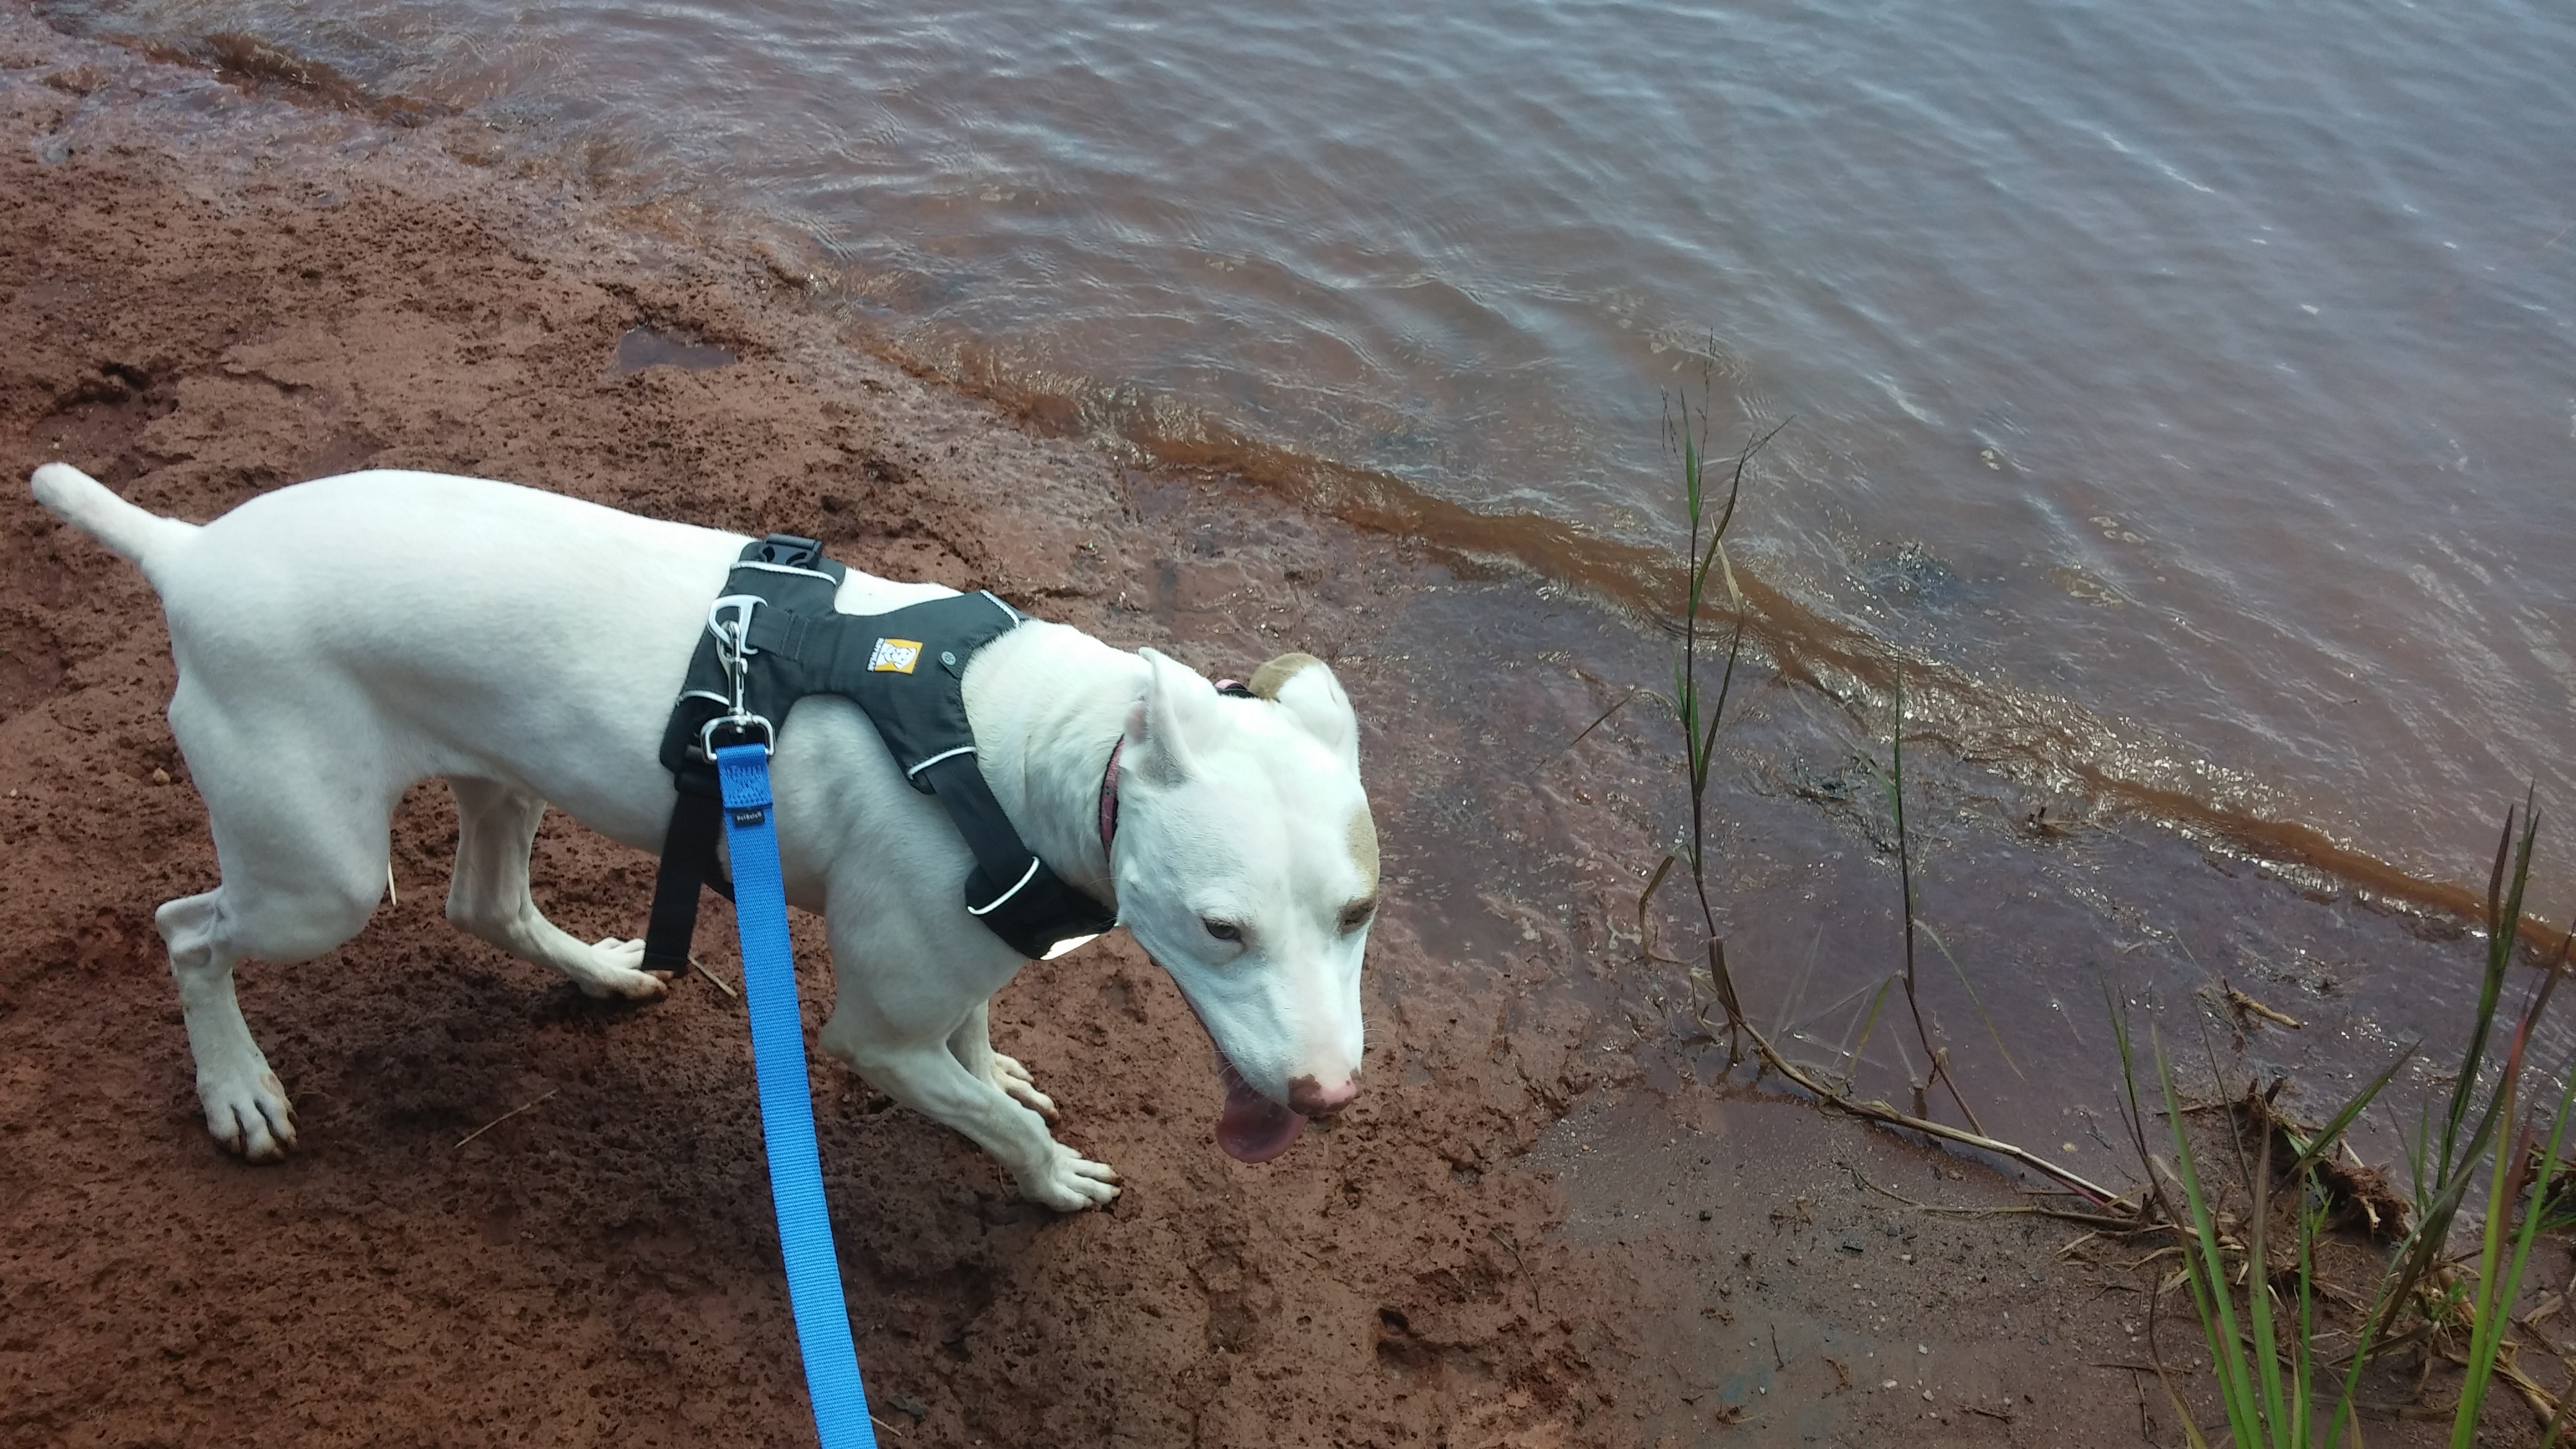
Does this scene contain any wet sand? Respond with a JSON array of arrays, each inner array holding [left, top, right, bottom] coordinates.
[[1, 11, 2562, 1448]]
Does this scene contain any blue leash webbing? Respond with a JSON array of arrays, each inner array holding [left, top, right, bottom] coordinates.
[[715, 742, 880, 1449]]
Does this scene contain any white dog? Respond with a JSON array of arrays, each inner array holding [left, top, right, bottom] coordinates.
[[30, 463, 1377, 1211]]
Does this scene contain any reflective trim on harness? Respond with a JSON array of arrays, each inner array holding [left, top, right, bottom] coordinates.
[[966, 856, 1043, 916], [734, 560, 843, 584], [905, 744, 977, 777]]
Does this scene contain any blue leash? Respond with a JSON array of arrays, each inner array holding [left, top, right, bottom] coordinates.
[[715, 741, 881, 1449]]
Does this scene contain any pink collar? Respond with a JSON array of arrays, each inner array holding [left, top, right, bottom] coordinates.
[[1097, 679, 1246, 862], [1097, 737, 1124, 858]]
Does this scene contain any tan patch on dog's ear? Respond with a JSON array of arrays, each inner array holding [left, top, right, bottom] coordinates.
[[1250, 652, 1325, 700], [1347, 808, 1380, 894]]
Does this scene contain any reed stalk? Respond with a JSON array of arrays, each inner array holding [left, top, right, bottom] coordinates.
[[1628, 399, 2130, 1207]]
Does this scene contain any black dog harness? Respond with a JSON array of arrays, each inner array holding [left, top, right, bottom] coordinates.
[[643, 534, 1118, 969]]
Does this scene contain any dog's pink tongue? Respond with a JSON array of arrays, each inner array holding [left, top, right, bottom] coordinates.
[[1216, 1067, 1307, 1164]]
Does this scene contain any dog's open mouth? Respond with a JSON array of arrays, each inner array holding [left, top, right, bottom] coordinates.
[[1216, 1055, 1307, 1163], [1167, 973, 1308, 1163]]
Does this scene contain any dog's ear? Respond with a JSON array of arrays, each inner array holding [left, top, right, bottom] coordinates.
[[1251, 653, 1359, 770], [1125, 647, 1219, 781]]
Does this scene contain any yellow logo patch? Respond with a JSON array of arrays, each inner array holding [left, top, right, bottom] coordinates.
[[868, 638, 925, 674]]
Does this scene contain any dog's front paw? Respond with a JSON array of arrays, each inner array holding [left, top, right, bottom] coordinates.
[[988, 1053, 1059, 1121], [571, 937, 671, 1001], [201, 1067, 297, 1162], [1020, 1147, 1120, 1212]]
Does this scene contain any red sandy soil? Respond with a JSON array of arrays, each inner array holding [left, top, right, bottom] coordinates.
[[3, 11, 2556, 1448]]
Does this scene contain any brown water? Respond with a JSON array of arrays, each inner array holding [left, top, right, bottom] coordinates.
[[607, 324, 736, 375], [38, 0, 2575, 925], [33, 0, 2575, 916]]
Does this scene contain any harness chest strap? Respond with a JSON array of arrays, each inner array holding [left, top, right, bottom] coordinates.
[[645, 536, 1118, 970]]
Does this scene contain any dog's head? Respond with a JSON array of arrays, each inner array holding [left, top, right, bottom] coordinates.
[[1113, 648, 1375, 1164]]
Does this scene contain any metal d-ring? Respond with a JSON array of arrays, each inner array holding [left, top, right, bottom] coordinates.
[[701, 711, 776, 759]]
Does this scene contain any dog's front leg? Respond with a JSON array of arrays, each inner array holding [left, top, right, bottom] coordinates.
[[947, 998, 1060, 1121], [790, 759, 1113, 1209], [820, 1013, 1118, 1211]]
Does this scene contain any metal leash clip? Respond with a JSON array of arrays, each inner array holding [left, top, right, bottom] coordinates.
[[701, 594, 776, 758]]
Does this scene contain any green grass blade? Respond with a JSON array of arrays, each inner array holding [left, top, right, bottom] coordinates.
[[2295, 1194, 2318, 1449], [2153, 1371, 2222, 1449], [1681, 419, 1702, 524], [2284, 1043, 2420, 1183], [2106, 981, 2180, 1222], [2438, 801, 2536, 1191], [2157, 1032, 2266, 1448], [2455, 1050, 2576, 1448], [2400, 1092, 2432, 1217], [2244, 1111, 2289, 1443], [1695, 615, 1747, 794], [1692, 528, 1726, 620], [2543, 1375, 2576, 1449], [1710, 419, 1785, 550]]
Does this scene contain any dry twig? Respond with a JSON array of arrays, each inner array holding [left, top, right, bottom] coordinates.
[[455, 1087, 559, 1150], [693, 959, 740, 1000], [1849, 1167, 2136, 1228], [1704, 1004, 2133, 1208], [2222, 977, 2303, 1030]]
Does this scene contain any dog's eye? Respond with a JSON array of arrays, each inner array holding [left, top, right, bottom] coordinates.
[[1339, 897, 1378, 933], [1202, 919, 1243, 944]]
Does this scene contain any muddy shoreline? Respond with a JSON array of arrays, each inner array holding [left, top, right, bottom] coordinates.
[[2, 9, 2564, 1448]]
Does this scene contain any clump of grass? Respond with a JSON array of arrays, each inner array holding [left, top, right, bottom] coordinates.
[[2114, 1002, 2408, 1448], [2117, 799, 2576, 1447]]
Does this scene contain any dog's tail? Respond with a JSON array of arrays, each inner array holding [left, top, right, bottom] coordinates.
[[30, 463, 196, 571]]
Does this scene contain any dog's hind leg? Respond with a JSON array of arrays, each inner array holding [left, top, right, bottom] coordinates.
[[159, 690, 399, 1160], [946, 999, 1059, 1121], [157, 889, 301, 1161], [443, 777, 667, 1001]]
